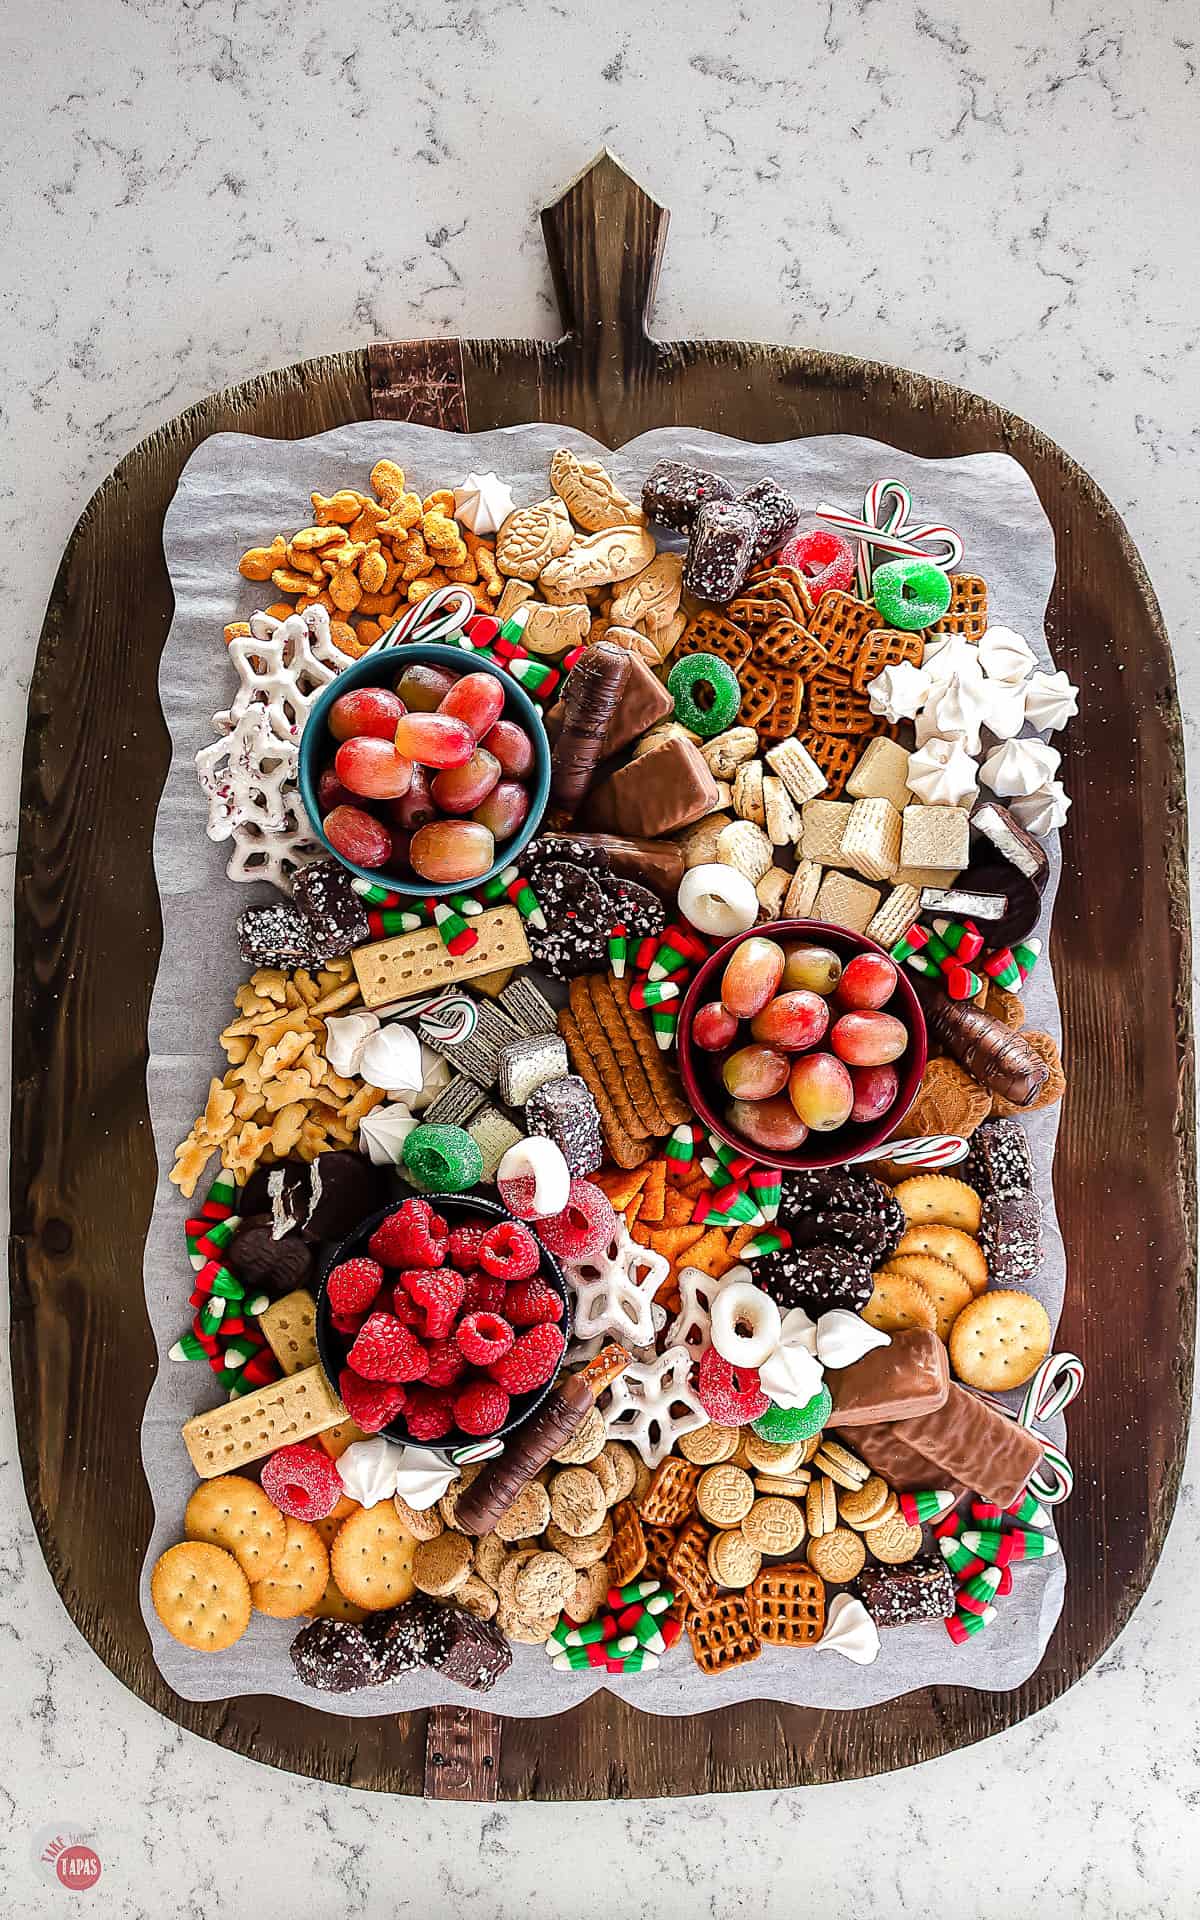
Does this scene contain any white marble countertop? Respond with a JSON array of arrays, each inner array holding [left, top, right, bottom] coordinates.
[[2, 0, 1198, 1913]]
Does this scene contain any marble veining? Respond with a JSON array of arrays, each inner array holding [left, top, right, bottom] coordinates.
[[1, 0, 1198, 1913]]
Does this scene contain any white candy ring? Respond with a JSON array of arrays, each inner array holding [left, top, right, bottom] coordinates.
[[709, 1279, 782, 1370], [678, 863, 759, 938], [497, 1136, 572, 1220]]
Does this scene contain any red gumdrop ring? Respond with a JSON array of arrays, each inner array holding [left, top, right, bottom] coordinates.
[[260, 1440, 344, 1521], [534, 1180, 618, 1263], [778, 528, 856, 602], [696, 1345, 770, 1426]]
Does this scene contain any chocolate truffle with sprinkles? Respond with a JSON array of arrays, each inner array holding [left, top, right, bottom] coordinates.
[[753, 1241, 874, 1316], [979, 1191, 1044, 1285]]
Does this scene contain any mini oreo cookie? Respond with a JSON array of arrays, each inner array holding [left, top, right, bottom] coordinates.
[[361, 1597, 439, 1682], [978, 1191, 1043, 1285], [526, 861, 610, 979], [422, 1604, 512, 1692], [290, 1617, 380, 1693], [963, 1118, 1035, 1201], [754, 1242, 874, 1316], [291, 857, 370, 949], [225, 1213, 317, 1297]]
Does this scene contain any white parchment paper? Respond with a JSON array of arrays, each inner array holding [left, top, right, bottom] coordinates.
[[139, 422, 1068, 1716]]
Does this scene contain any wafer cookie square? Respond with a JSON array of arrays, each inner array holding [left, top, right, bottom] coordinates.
[[865, 884, 922, 948], [900, 805, 971, 873], [764, 737, 827, 805], [812, 870, 881, 935], [716, 819, 774, 884], [840, 797, 902, 882], [783, 861, 822, 917], [800, 799, 851, 866], [845, 736, 913, 813]]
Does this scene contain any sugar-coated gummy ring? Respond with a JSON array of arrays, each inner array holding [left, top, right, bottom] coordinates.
[[667, 652, 743, 738], [400, 1123, 484, 1194], [709, 1279, 783, 1370], [779, 528, 856, 601], [871, 557, 953, 632], [751, 1386, 833, 1444]]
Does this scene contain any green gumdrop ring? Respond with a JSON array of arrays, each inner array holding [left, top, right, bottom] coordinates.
[[751, 1386, 833, 1444], [667, 650, 743, 738], [401, 1123, 484, 1194], [871, 557, 953, 631]]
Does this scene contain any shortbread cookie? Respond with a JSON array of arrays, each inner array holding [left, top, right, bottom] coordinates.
[[949, 1289, 1052, 1390]]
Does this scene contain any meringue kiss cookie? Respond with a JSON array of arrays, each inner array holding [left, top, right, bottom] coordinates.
[[815, 1591, 881, 1665], [678, 862, 760, 937], [905, 738, 979, 809], [976, 625, 1037, 685], [324, 1009, 380, 1078], [867, 659, 930, 724], [1011, 780, 1072, 835], [1023, 669, 1079, 733], [358, 1101, 419, 1166], [358, 1023, 424, 1094], [979, 737, 1061, 800], [915, 673, 988, 756], [336, 1435, 404, 1508], [815, 1309, 891, 1370], [392, 1447, 459, 1510]]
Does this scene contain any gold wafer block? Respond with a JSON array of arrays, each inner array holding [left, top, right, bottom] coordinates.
[[182, 1363, 344, 1478]]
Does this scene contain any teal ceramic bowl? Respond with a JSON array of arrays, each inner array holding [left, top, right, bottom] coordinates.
[[297, 642, 551, 897]]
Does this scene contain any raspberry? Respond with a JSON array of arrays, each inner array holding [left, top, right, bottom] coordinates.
[[348, 1312, 429, 1384], [504, 1278, 564, 1327], [479, 1220, 540, 1283], [326, 1255, 383, 1318], [488, 1322, 565, 1394], [390, 1285, 426, 1327], [260, 1441, 343, 1521], [454, 1379, 511, 1436], [448, 1220, 490, 1271], [367, 1197, 448, 1269], [696, 1345, 769, 1426], [404, 1385, 455, 1443], [423, 1334, 468, 1389], [331, 1307, 368, 1339], [338, 1368, 406, 1434], [461, 1272, 507, 1315], [456, 1310, 515, 1367], [397, 1265, 464, 1340]]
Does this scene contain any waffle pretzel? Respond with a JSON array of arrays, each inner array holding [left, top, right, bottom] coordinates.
[[741, 563, 815, 625], [750, 1561, 826, 1646], [687, 1592, 762, 1674], [810, 589, 881, 667], [927, 572, 988, 640], [796, 729, 859, 795], [727, 592, 796, 633], [607, 1500, 648, 1586], [673, 609, 753, 669], [641, 1521, 678, 1582], [668, 1517, 719, 1610], [736, 656, 780, 728], [638, 1456, 700, 1527], [850, 627, 925, 693], [756, 618, 829, 679], [806, 678, 876, 738], [760, 670, 805, 741]]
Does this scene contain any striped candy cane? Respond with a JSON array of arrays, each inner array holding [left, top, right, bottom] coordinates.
[[367, 582, 478, 653], [843, 1133, 971, 1171], [815, 479, 965, 598], [1003, 1351, 1085, 1504]]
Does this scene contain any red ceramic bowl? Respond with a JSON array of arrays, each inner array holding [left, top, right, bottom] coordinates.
[[677, 918, 928, 1172]]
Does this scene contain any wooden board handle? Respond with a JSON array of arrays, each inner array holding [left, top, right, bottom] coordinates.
[[541, 149, 669, 354]]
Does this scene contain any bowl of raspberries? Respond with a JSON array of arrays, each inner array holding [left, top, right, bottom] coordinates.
[[316, 1192, 572, 1450]]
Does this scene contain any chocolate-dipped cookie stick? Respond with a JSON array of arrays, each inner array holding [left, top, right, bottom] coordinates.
[[453, 1345, 630, 1538], [912, 977, 1050, 1108], [549, 642, 630, 812]]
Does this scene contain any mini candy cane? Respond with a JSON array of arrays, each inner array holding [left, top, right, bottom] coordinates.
[[1001, 1350, 1084, 1504], [844, 1134, 970, 1170], [815, 479, 965, 598], [367, 583, 477, 652]]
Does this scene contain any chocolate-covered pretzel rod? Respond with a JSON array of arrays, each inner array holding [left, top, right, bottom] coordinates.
[[453, 1346, 629, 1538]]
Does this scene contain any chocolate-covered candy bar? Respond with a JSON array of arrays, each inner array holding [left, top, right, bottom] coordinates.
[[835, 1419, 966, 1498], [912, 978, 1051, 1108], [550, 642, 631, 811], [453, 1372, 595, 1536], [544, 654, 675, 763], [684, 498, 758, 604], [829, 1329, 950, 1427], [957, 859, 1042, 946], [533, 830, 684, 900], [642, 458, 734, 531], [848, 1382, 1045, 1507], [971, 799, 1051, 888], [858, 1558, 957, 1627], [919, 885, 1008, 922], [740, 477, 799, 561], [584, 734, 720, 837], [237, 902, 346, 970]]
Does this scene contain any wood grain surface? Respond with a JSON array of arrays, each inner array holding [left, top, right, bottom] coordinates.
[[12, 151, 1193, 1799]]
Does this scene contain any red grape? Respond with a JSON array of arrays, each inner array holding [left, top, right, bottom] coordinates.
[[395, 662, 458, 711], [849, 1062, 900, 1124], [781, 942, 842, 995], [323, 805, 392, 869], [830, 1010, 908, 1067], [726, 1096, 809, 1153], [473, 781, 531, 839], [721, 1044, 790, 1101], [388, 764, 437, 830], [393, 711, 476, 769], [835, 953, 899, 1012], [317, 765, 355, 812], [328, 686, 406, 742], [721, 937, 784, 1019], [438, 671, 505, 739], [486, 719, 535, 778], [409, 820, 495, 884], [750, 990, 830, 1051], [389, 826, 413, 872], [334, 736, 415, 800], [787, 1053, 854, 1131], [431, 749, 501, 815], [691, 1001, 739, 1051]]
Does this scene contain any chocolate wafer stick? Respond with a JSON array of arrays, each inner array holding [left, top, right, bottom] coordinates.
[[550, 642, 630, 811], [559, 1007, 652, 1168], [912, 978, 1051, 1108]]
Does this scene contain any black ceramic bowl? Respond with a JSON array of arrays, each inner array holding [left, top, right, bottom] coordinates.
[[315, 1192, 571, 1453]]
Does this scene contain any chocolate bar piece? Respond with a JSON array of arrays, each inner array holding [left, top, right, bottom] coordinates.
[[454, 1373, 595, 1536], [422, 1605, 512, 1692], [584, 734, 720, 837], [846, 1383, 1044, 1507], [642, 458, 735, 531], [971, 800, 1051, 889], [957, 860, 1042, 946], [534, 830, 684, 900], [291, 857, 371, 948], [550, 642, 631, 811], [919, 886, 1008, 921], [829, 1329, 950, 1427], [544, 653, 675, 762], [858, 1558, 957, 1627]]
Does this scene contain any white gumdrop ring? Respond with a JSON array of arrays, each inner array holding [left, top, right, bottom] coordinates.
[[709, 1279, 782, 1370], [678, 862, 760, 938], [496, 1135, 572, 1219]]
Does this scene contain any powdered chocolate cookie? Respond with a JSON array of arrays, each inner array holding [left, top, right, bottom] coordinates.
[[755, 1241, 873, 1315]]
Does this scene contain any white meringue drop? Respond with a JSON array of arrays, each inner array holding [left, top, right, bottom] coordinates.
[[978, 679, 1028, 741], [1023, 668, 1079, 733], [867, 660, 931, 724], [757, 1307, 825, 1409], [977, 625, 1037, 685], [359, 1023, 424, 1093], [979, 736, 1061, 799], [453, 471, 515, 537], [358, 1101, 419, 1167], [815, 1592, 881, 1665], [324, 1009, 380, 1078], [920, 634, 986, 689], [337, 1435, 405, 1508], [815, 1309, 891, 1370], [393, 1446, 460, 1510], [904, 737, 980, 808], [1010, 780, 1072, 835], [915, 672, 989, 755]]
